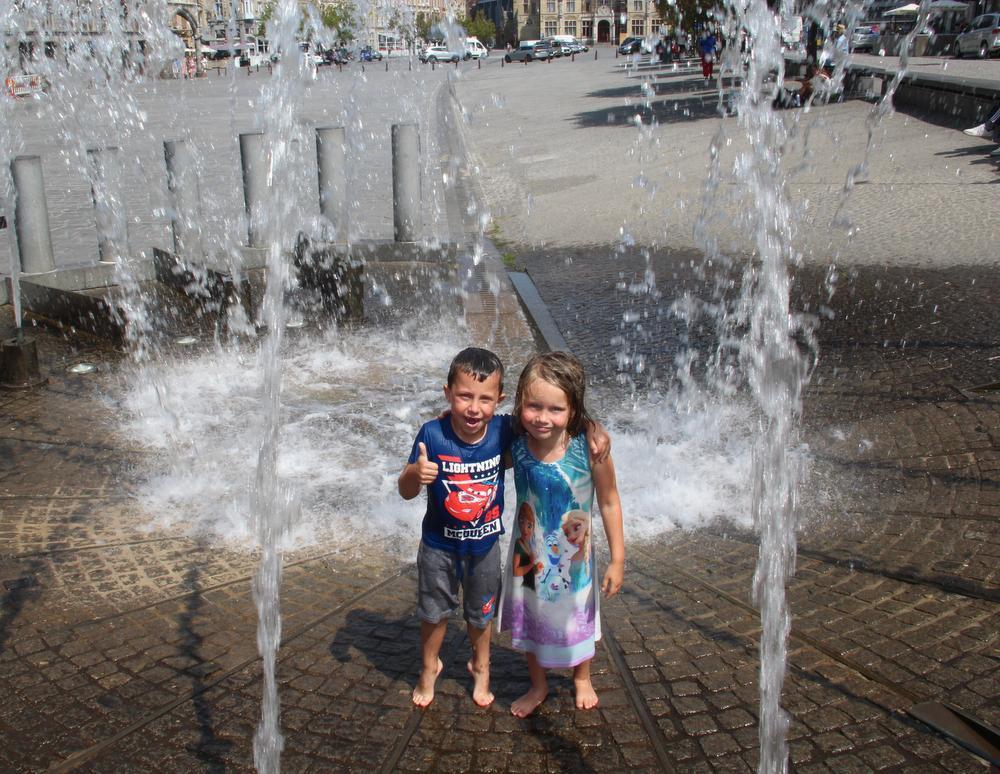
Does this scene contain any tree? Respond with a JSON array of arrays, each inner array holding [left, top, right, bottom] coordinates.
[[319, 1, 357, 44], [257, 2, 274, 37], [465, 11, 496, 46], [654, 0, 705, 36], [416, 12, 441, 42]]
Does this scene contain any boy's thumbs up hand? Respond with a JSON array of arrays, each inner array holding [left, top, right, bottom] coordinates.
[[415, 442, 439, 484]]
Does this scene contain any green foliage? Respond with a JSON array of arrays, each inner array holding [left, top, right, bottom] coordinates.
[[654, 0, 704, 33], [257, 1, 274, 37], [465, 12, 496, 47], [319, 2, 357, 44], [415, 12, 440, 42]]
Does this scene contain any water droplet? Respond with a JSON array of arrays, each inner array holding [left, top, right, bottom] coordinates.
[[67, 363, 96, 374]]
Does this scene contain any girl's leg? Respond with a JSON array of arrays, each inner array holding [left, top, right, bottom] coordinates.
[[573, 658, 599, 710], [511, 652, 548, 717]]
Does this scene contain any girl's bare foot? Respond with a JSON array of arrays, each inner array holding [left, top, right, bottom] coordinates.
[[412, 658, 443, 707], [574, 675, 599, 710], [511, 685, 548, 718], [466, 660, 494, 707]]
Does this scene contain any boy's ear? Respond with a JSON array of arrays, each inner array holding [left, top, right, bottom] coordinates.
[[498, 391, 506, 403]]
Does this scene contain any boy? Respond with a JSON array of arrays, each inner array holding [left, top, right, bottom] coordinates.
[[399, 347, 608, 708]]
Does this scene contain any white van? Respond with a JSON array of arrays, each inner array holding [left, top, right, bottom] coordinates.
[[550, 34, 586, 53], [464, 38, 489, 59]]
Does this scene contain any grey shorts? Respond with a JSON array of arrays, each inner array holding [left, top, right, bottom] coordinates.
[[416, 540, 502, 629]]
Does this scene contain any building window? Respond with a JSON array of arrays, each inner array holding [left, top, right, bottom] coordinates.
[[564, 20, 576, 35], [582, 19, 592, 38], [566, 0, 574, 11], [632, 0, 642, 11], [631, 19, 644, 35], [650, 18, 660, 33], [584, 0, 591, 9], [547, 0, 555, 11], [523, 0, 529, 11], [545, 20, 558, 34]]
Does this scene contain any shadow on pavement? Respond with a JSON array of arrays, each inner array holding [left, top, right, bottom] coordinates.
[[177, 563, 232, 771]]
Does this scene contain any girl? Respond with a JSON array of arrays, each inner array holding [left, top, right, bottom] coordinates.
[[499, 352, 625, 717]]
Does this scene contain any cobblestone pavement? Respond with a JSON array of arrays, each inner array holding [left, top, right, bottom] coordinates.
[[1, 51, 998, 772]]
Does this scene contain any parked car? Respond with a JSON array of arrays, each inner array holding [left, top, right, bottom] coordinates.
[[419, 45, 461, 63], [358, 46, 383, 61], [850, 25, 879, 52], [953, 13, 1000, 58], [504, 40, 552, 62], [618, 36, 652, 55], [321, 48, 350, 65], [464, 38, 489, 59], [543, 37, 565, 56]]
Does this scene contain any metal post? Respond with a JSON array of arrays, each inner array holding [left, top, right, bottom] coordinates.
[[10, 155, 55, 274], [163, 140, 204, 262], [239, 131, 267, 248], [87, 146, 126, 265], [391, 123, 420, 243], [315, 126, 346, 241]]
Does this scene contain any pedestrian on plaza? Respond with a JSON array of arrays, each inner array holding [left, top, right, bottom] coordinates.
[[498, 352, 625, 718], [825, 23, 848, 75], [398, 348, 609, 709], [963, 100, 1000, 156], [699, 29, 717, 80], [806, 20, 824, 66]]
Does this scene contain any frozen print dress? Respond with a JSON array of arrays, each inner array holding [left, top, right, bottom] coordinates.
[[499, 433, 599, 668]]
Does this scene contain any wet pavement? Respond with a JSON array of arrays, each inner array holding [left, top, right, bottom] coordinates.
[[1, 51, 998, 772]]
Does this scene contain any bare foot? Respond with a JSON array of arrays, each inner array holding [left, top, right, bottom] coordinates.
[[574, 675, 599, 710], [466, 660, 494, 707], [511, 686, 548, 718], [412, 658, 443, 708]]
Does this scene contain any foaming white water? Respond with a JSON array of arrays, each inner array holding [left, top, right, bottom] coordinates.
[[119, 322, 754, 555], [119, 318, 467, 558], [607, 392, 755, 539]]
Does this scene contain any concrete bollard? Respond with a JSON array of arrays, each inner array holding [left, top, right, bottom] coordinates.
[[315, 126, 346, 240], [163, 140, 205, 262], [391, 123, 420, 243], [86, 146, 126, 265], [10, 156, 56, 274], [239, 131, 267, 248]]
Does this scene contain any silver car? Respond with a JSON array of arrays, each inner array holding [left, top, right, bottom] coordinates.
[[850, 25, 879, 52], [953, 13, 1000, 58]]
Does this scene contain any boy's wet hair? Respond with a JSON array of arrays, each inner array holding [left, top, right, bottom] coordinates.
[[514, 351, 593, 437], [448, 347, 504, 393]]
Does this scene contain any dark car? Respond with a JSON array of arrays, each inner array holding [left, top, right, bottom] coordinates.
[[322, 48, 349, 65], [359, 46, 383, 61], [618, 36, 652, 55]]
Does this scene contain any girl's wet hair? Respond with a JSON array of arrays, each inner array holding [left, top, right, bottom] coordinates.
[[448, 347, 504, 393], [514, 351, 592, 437]]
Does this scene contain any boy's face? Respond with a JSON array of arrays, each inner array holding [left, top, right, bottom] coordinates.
[[444, 369, 504, 444]]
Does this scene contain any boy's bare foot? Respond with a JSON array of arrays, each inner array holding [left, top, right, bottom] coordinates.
[[466, 660, 494, 707], [574, 675, 599, 710], [511, 685, 548, 718], [412, 658, 443, 708]]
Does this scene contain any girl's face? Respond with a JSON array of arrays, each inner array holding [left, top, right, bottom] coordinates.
[[520, 378, 572, 444], [520, 514, 534, 537], [564, 518, 587, 546]]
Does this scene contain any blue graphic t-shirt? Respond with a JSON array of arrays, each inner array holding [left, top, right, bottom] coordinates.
[[408, 414, 513, 555]]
